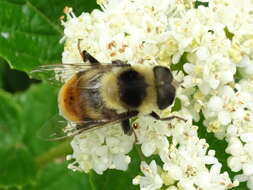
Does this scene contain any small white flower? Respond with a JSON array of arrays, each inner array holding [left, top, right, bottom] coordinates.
[[133, 161, 163, 190], [135, 116, 170, 157]]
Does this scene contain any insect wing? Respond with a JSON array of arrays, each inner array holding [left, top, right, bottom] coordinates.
[[30, 64, 96, 86], [37, 114, 112, 141], [30, 63, 128, 85], [38, 111, 139, 141], [75, 111, 139, 132], [37, 114, 77, 141]]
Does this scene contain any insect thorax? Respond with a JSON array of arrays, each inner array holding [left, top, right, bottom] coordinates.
[[118, 69, 148, 108]]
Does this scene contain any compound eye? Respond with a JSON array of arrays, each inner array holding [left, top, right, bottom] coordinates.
[[153, 66, 173, 84], [157, 85, 175, 109], [153, 66, 175, 110]]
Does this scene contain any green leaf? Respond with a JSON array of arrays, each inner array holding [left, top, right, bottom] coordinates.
[[0, 83, 65, 188], [15, 83, 59, 156], [33, 162, 91, 190], [0, 0, 99, 72], [170, 52, 188, 74], [194, 0, 209, 8], [27, 0, 99, 26], [0, 146, 36, 188], [0, 59, 38, 93], [0, 58, 8, 89], [0, 90, 22, 147], [0, 0, 62, 71]]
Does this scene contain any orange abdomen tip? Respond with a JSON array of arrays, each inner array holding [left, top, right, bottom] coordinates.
[[58, 75, 84, 123]]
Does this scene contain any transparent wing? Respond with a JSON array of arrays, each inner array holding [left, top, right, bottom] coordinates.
[[30, 64, 98, 86], [37, 114, 74, 141], [37, 112, 137, 141], [30, 63, 129, 86], [37, 114, 102, 141], [37, 114, 110, 141]]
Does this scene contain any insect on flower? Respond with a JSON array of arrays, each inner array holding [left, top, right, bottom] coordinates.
[[32, 40, 185, 141]]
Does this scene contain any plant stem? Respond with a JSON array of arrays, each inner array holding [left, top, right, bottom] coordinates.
[[36, 139, 72, 168], [134, 144, 145, 161]]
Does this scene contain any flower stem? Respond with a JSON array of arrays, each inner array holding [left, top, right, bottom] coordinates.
[[36, 139, 72, 168], [134, 144, 145, 161]]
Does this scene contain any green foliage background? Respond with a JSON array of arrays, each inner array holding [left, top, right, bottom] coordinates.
[[0, 0, 248, 189]]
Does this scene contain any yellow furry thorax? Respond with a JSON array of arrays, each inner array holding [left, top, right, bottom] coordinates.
[[100, 64, 159, 114]]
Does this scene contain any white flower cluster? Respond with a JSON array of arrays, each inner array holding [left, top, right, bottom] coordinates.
[[67, 124, 134, 174], [133, 114, 238, 190], [168, 0, 253, 189], [60, 0, 253, 189]]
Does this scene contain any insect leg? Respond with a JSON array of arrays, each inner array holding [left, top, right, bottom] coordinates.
[[121, 119, 132, 135], [121, 119, 138, 143], [150, 111, 187, 122], [77, 39, 100, 64], [119, 111, 138, 142]]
